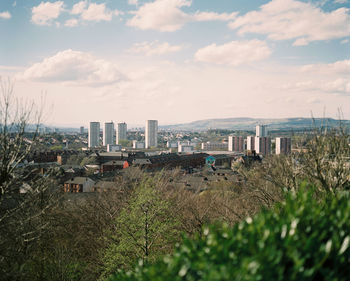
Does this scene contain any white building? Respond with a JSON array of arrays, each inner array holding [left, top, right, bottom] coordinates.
[[178, 144, 194, 153], [103, 122, 115, 146], [255, 137, 271, 156], [107, 144, 122, 152], [201, 142, 227, 151], [167, 141, 178, 148], [117, 122, 127, 144], [246, 136, 255, 151], [89, 122, 100, 148], [256, 125, 268, 137], [133, 140, 145, 149], [145, 120, 158, 148], [228, 136, 245, 152], [276, 137, 291, 155]]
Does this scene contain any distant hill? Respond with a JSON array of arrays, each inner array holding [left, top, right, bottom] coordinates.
[[160, 117, 350, 131]]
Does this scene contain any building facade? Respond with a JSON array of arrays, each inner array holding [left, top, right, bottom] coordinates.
[[103, 122, 115, 146], [117, 122, 127, 144], [275, 137, 292, 155], [201, 142, 228, 151], [133, 140, 145, 149], [88, 122, 100, 148], [80, 126, 84, 134], [255, 137, 271, 156], [228, 136, 245, 152], [107, 144, 122, 152], [256, 125, 268, 137], [64, 177, 95, 192], [178, 144, 194, 153], [167, 141, 178, 148], [145, 120, 158, 148], [246, 136, 255, 151]]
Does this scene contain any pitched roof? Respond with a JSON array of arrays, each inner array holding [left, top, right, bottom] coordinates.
[[65, 177, 95, 185]]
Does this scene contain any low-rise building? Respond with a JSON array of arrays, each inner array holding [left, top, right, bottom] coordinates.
[[107, 144, 122, 152], [201, 142, 227, 151], [64, 177, 95, 192], [167, 141, 178, 148], [178, 144, 194, 153], [100, 160, 129, 173], [133, 140, 145, 149]]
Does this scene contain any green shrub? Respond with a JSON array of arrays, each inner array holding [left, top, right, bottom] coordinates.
[[109, 184, 350, 281]]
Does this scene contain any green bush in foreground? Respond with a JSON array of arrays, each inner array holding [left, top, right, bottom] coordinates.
[[109, 184, 350, 281]]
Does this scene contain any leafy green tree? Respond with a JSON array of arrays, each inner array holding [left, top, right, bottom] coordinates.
[[110, 184, 350, 281], [100, 174, 179, 279]]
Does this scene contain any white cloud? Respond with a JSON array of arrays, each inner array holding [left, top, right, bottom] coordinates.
[[128, 41, 184, 56], [64, 18, 78, 27], [31, 1, 64, 26], [301, 60, 350, 75], [284, 60, 350, 94], [229, 0, 350, 45], [17, 49, 126, 86], [334, 0, 347, 4], [323, 78, 350, 93], [0, 11, 11, 19], [127, 0, 191, 32], [70, 1, 121, 23], [286, 79, 350, 94], [194, 40, 271, 66], [71, 1, 87, 15], [127, 0, 237, 31], [193, 11, 237, 22], [80, 3, 113, 22], [341, 38, 349, 44]]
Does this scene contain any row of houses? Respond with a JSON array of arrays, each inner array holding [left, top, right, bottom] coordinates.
[[94, 152, 209, 173], [63, 178, 118, 192]]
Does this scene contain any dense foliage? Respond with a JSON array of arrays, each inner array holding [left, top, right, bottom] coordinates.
[[99, 174, 180, 279], [110, 185, 350, 281]]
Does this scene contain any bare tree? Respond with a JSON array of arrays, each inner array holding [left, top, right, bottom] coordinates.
[[300, 122, 350, 193], [0, 78, 60, 280], [0, 77, 42, 199]]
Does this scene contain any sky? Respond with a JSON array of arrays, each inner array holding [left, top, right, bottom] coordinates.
[[0, 0, 349, 127]]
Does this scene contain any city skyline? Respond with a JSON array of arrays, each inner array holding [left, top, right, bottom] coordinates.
[[1, 0, 349, 127]]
